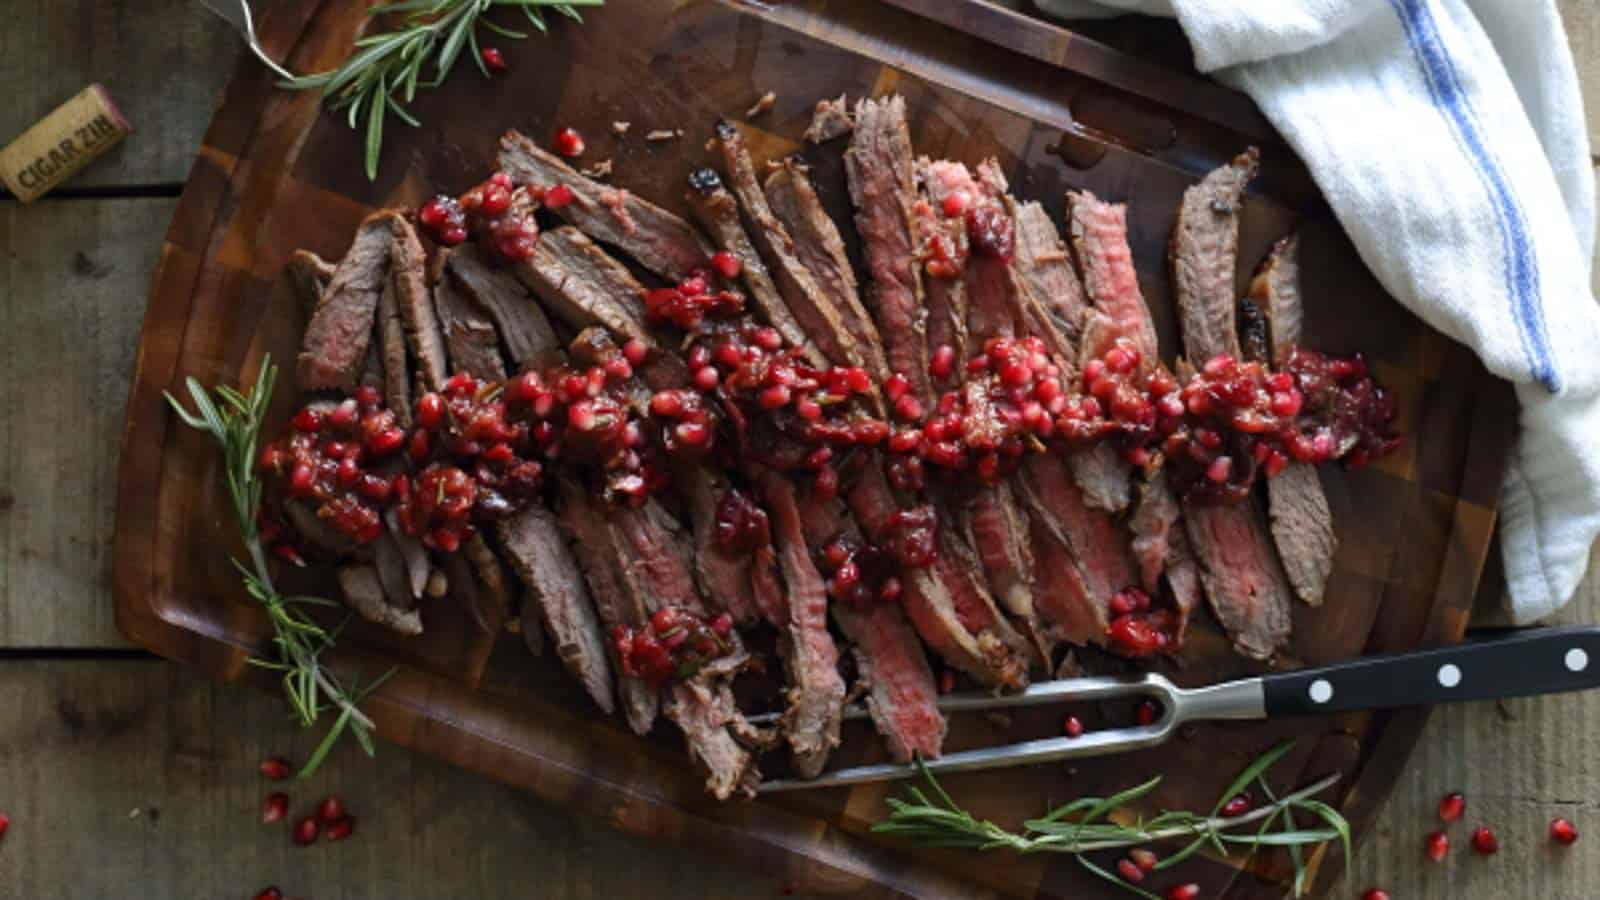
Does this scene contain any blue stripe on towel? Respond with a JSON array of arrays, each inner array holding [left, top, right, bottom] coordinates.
[[1390, 0, 1560, 391]]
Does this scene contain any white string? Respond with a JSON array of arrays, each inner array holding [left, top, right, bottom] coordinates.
[[198, 0, 298, 81]]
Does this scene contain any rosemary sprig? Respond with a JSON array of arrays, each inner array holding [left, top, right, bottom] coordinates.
[[873, 741, 1351, 898], [165, 355, 393, 778], [280, 0, 604, 180]]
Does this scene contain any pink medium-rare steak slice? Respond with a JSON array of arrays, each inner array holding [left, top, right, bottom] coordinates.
[[1010, 199, 1089, 353], [1017, 453, 1138, 646], [432, 252, 508, 382], [845, 96, 933, 402], [1172, 148, 1259, 364], [297, 212, 395, 392], [390, 216, 448, 392], [444, 243, 560, 371], [915, 157, 973, 365]]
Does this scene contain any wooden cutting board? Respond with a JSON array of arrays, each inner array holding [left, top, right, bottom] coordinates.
[[114, 1, 1517, 897]]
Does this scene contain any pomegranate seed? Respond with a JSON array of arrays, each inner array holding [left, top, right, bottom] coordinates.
[[1104, 347, 1134, 374], [929, 344, 955, 379], [1168, 885, 1201, 900], [691, 365, 719, 391], [543, 184, 575, 209], [1221, 794, 1251, 818], [1205, 456, 1233, 483], [894, 394, 923, 422], [709, 251, 741, 279], [367, 427, 406, 457], [796, 397, 822, 421], [1438, 791, 1465, 823], [1136, 700, 1160, 726], [259, 757, 292, 780], [675, 421, 710, 446], [884, 372, 910, 401], [759, 385, 792, 410], [291, 407, 322, 433], [1063, 715, 1085, 738], [326, 816, 355, 842], [940, 190, 970, 218], [317, 795, 345, 825], [1116, 858, 1145, 883], [1471, 825, 1499, 856], [1129, 848, 1158, 871], [710, 613, 733, 637], [262, 792, 289, 824], [0, 812, 8, 842], [1551, 817, 1579, 845], [938, 670, 956, 694], [292, 816, 320, 846], [1425, 829, 1450, 862], [254, 888, 284, 900], [1360, 891, 1390, 900], [621, 338, 649, 366], [480, 47, 507, 73], [568, 401, 597, 431], [552, 127, 585, 157]]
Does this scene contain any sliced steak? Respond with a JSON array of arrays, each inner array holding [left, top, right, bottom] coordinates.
[[795, 491, 945, 761], [962, 481, 1042, 652], [297, 212, 394, 392], [384, 507, 430, 600], [391, 216, 449, 392], [1068, 192, 1161, 365], [758, 470, 846, 779], [445, 243, 561, 370], [498, 130, 714, 282], [372, 528, 421, 613], [683, 165, 817, 360], [1016, 454, 1137, 646], [682, 467, 782, 628], [336, 564, 422, 636], [763, 158, 889, 380], [804, 94, 853, 143], [1129, 468, 1181, 594], [1246, 235, 1336, 606], [708, 123, 874, 374], [845, 96, 933, 402], [375, 275, 413, 427], [1164, 525, 1202, 648], [496, 506, 617, 715], [1172, 148, 1259, 364], [1010, 199, 1089, 353], [1169, 154, 1293, 660], [557, 477, 659, 734], [515, 226, 654, 349], [433, 254, 508, 382], [914, 158, 972, 367], [460, 533, 515, 635]]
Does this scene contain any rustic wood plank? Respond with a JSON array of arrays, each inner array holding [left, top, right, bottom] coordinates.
[[0, 659, 783, 899], [0, 1, 236, 189], [0, 198, 171, 647], [1559, 0, 1600, 149]]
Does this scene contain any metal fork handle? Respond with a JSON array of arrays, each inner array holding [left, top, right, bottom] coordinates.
[[758, 674, 1265, 792]]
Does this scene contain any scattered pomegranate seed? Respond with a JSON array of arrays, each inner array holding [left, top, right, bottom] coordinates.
[[1167, 885, 1201, 900], [552, 127, 585, 157], [1116, 858, 1145, 883], [1439, 791, 1465, 822], [480, 47, 507, 73], [292, 816, 320, 846], [1220, 794, 1251, 818], [709, 251, 741, 279], [317, 795, 345, 825], [1129, 848, 1158, 871], [544, 184, 575, 209], [1360, 890, 1389, 900], [0, 812, 10, 842], [1136, 700, 1161, 726], [1551, 817, 1579, 845], [262, 792, 289, 824], [1471, 825, 1499, 856], [1425, 829, 1450, 862], [259, 757, 292, 780], [929, 344, 955, 379], [1063, 715, 1084, 738], [326, 816, 355, 842], [254, 888, 284, 900]]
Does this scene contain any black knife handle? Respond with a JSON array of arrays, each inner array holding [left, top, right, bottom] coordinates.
[[1263, 625, 1600, 717]]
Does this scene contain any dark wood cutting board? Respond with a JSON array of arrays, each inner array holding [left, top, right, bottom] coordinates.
[[114, 1, 1517, 897]]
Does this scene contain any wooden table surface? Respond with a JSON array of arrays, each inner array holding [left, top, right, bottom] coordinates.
[[2, 2, 1596, 897]]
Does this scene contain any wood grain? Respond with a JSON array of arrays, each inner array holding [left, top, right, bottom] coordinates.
[[0, 0, 236, 190], [0, 197, 169, 648], [0, 659, 783, 900]]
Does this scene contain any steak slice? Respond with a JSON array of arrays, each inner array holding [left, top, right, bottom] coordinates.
[[1172, 148, 1259, 364], [287, 250, 335, 318], [297, 212, 393, 392], [1169, 154, 1293, 660], [1245, 235, 1335, 605], [682, 166, 817, 361], [708, 123, 877, 375], [804, 94, 853, 143], [391, 216, 448, 392], [1129, 468, 1181, 594], [498, 130, 714, 282], [962, 481, 1045, 656], [758, 470, 846, 778], [845, 96, 933, 402], [460, 533, 515, 635], [1010, 199, 1089, 353], [433, 253, 508, 382], [763, 158, 889, 381], [496, 506, 616, 715], [682, 466, 782, 629], [795, 491, 945, 761], [336, 564, 423, 636], [557, 477, 660, 735], [1017, 454, 1137, 646], [445, 243, 561, 370], [375, 275, 412, 427], [914, 158, 972, 367], [514, 226, 654, 349]]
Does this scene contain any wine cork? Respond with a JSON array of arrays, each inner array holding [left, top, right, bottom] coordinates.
[[0, 84, 131, 203]]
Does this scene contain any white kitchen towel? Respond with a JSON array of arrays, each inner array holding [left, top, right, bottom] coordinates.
[[1036, 0, 1600, 623]]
